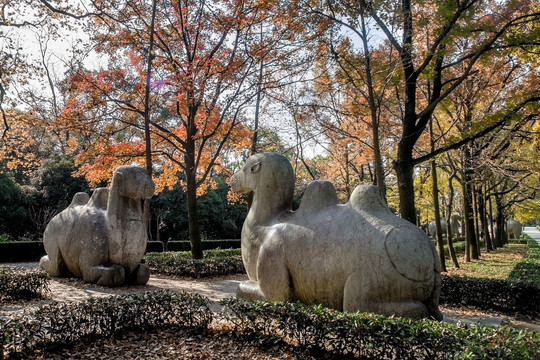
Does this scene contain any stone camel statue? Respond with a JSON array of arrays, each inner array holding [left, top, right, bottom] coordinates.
[[231, 152, 443, 320], [428, 214, 461, 238], [507, 219, 522, 239], [40, 165, 155, 286]]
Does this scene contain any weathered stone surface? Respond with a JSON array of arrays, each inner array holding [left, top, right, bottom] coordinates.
[[428, 214, 462, 238], [231, 152, 443, 320], [40, 166, 155, 286], [507, 219, 522, 239]]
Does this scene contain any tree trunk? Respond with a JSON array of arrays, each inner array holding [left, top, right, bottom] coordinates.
[[394, 147, 416, 224], [473, 186, 481, 257], [488, 191, 496, 249], [185, 123, 203, 259], [358, 11, 386, 198], [446, 173, 459, 268], [429, 119, 446, 271], [431, 160, 447, 272], [185, 163, 203, 259], [142, 0, 158, 238], [462, 179, 479, 261], [494, 194, 506, 248], [479, 184, 492, 252], [461, 144, 479, 260]]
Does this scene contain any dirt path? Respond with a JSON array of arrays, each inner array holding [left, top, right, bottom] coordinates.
[[1, 262, 247, 317]]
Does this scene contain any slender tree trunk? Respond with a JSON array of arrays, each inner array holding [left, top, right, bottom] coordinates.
[[143, 0, 158, 237], [431, 162, 446, 272], [358, 11, 386, 197], [488, 191, 496, 249], [479, 184, 492, 252], [394, 148, 416, 224], [462, 179, 479, 261], [473, 186, 481, 257], [185, 102, 203, 259], [247, 57, 264, 211], [446, 173, 459, 268], [185, 147, 203, 259], [461, 144, 479, 260], [429, 119, 446, 271], [494, 195, 506, 247]]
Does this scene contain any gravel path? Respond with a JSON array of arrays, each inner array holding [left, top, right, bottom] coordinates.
[[1, 262, 247, 318]]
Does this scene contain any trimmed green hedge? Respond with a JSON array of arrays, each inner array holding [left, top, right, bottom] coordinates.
[[0, 266, 49, 302], [145, 249, 244, 278], [166, 239, 240, 252], [146, 241, 164, 253], [508, 237, 540, 286], [0, 242, 45, 262], [222, 298, 540, 359], [440, 276, 540, 315], [1, 291, 212, 358], [441, 237, 540, 315]]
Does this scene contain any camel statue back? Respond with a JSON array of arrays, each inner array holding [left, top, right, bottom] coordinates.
[[231, 152, 443, 320], [40, 165, 155, 286]]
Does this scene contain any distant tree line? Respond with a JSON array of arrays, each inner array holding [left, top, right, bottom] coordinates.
[[0, 158, 247, 242]]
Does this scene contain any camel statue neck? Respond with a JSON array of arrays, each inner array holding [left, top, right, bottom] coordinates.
[[106, 179, 143, 225], [248, 186, 293, 225]]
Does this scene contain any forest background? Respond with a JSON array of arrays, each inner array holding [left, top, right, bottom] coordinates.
[[0, 0, 538, 261]]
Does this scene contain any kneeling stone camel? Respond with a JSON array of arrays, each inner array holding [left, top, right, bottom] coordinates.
[[40, 165, 155, 286], [231, 153, 443, 320]]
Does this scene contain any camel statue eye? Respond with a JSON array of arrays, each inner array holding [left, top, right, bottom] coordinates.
[[250, 162, 261, 173]]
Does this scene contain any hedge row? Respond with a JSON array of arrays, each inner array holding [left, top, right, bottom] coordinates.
[[1, 290, 212, 358], [440, 276, 540, 315], [0, 266, 49, 302], [508, 237, 540, 286], [0, 240, 241, 262], [0, 242, 45, 262], [165, 239, 240, 252], [222, 298, 540, 360], [145, 249, 244, 278]]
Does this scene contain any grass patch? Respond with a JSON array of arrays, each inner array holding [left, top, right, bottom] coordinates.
[[508, 236, 540, 286], [444, 243, 528, 280]]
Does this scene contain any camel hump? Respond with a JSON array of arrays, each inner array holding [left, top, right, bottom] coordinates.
[[349, 184, 389, 213], [69, 192, 90, 208], [88, 188, 109, 210], [297, 181, 339, 213]]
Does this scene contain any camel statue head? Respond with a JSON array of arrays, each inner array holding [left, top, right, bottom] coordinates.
[[231, 153, 295, 212], [111, 165, 155, 200]]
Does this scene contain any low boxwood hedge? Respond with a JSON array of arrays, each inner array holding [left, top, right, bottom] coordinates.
[[1, 290, 212, 358], [508, 237, 540, 287], [440, 276, 540, 315], [0, 242, 45, 262], [222, 298, 540, 359], [0, 266, 49, 302], [166, 239, 240, 252], [145, 249, 244, 278]]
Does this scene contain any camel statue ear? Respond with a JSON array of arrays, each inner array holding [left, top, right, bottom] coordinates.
[[114, 171, 125, 195], [250, 161, 261, 174]]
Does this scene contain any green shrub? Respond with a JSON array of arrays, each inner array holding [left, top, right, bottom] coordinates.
[[166, 240, 241, 252], [0, 241, 45, 262], [441, 276, 540, 315], [146, 241, 164, 253], [1, 290, 212, 358], [145, 249, 244, 278], [222, 298, 540, 359], [508, 237, 540, 286], [0, 266, 49, 302]]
